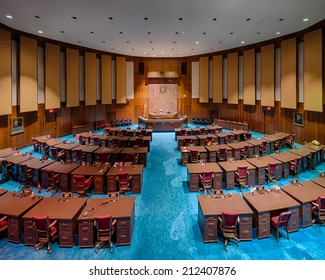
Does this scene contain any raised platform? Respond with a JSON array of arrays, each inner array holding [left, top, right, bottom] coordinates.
[[149, 112, 178, 119], [138, 116, 188, 132]]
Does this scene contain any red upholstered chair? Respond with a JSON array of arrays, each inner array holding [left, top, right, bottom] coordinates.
[[289, 156, 302, 177], [72, 149, 84, 163], [225, 134, 234, 144], [266, 163, 278, 184], [140, 129, 147, 137], [94, 214, 116, 253], [95, 153, 111, 164], [199, 170, 214, 194], [271, 211, 292, 242], [308, 151, 317, 170], [116, 172, 132, 195], [32, 138, 40, 152], [189, 149, 200, 163], [2, 160, 14, 180], [218, 212, 240, 251], [312, 196, 325, 226], [285, 134, 295, 149], [244, 133, 252, 141], [217, 147, 227, 162], [72, 174, 93, 197], [205, 136, 213, 146], [0, 215, 8, 238], [19, 163, 33, 188], [240, 145, 249, 159], [259, 140, 268, 156], [45, 169, 60, 192], [32, 215, 58, 254], [235, 166, 249, 191], [49, 147, 65, 161]]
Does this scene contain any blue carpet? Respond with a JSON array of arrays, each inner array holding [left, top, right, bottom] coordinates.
[[1, 127, 325, 260]]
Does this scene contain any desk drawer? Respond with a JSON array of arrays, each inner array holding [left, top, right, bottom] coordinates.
[[239, 224, 252, 240], [213, 173, 222, 189], [79, 220, 93, 233], [257, 223, 270, 238], [59, 220, 73, 231], [203, 217, 218, 241], [117, 218, 130, 229], [240, 214, 252, 225], [59, 231, 74, 247], [79, 235, 93, 247], [116, 229, 130, 245], [257, 212, 270, 224]]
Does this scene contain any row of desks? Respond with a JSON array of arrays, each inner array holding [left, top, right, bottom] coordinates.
[[2, 152, 144, 194], [198, 176, 325, 242], [0, 192, 135, 248], [187, 146, 323, 191]]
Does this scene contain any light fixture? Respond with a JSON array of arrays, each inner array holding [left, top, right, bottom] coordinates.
[[241, 41, 245, 44], [276, 31, 280, 35], [196, 41, 199, 44], [303, 18, 309, 22], [6, 15, 13, 19], [38, 30, 43, 34]]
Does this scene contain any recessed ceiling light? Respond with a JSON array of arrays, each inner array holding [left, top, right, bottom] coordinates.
[[175, 32, 179, 34], [279, 18, 284, 21], [102, 41, 106, 43], [203, 32, 206, 35], [72, 16, 77, 20], [180, 52, 183, 54], [143, 52, 146, 54], [61, 30, 65, 33], [126, 41, 130, 44], [172, 48, 174, 50], [213, 18, 217, 21], [303, 18, 309, 22], [34, 16, 40, 19], [144, 17, 148, 20], [276, 31, 280, 35], [173, 42, 176, 44], [91, 31, 94, 34], [219, 41, 222, 44], [246, 18, 251, 21], [6, 15, 13, 19], [78, 40, 81, 43], [196, 41, 199, 44], [178, 17, 183, 21], [241, 41, 245, 44], [38, 30, 43, 34], [257, 32, 260, 34], [111, 48, 114, 50], [230, 32, 234, 35], [153, 55, 156, 57], [161, 52, 164, 54], [147, 31, 151, 34], [150, 41, 153, 44], [108, 17, 113, 20], [131, 48, 134, 50], [192, 48, 194, 50], [119, 31, 123, 34], [152, 48, 154, 50]]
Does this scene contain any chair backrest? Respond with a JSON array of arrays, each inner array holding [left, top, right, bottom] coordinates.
[[190, 149, 199, 162], [32, 215, 52, 241], [244, 133, 252, 140], [268, 163, 277, 173], [202, 170, 213, 182], [218, 147, 227, 160], [316, 196, 325, 210], [45, 169, 55, 180], [94, 215, 113, 241], [237, 166, 248, 178], [221, 212, 239, 236], [277, 211, 292, 228], [50, 147, 58, 156], [136, 137, 143, 146], [72, 175, 86, 187], [117, 172, 129, 184], [140, 129, 147, 136]]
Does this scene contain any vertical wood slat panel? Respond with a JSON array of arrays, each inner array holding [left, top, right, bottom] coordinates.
[[19, 35, 38, 113], [199, 56, 209, 103], [101, 54, 112, 104], [261, 44, 275, 107], [304, 29, 323, 112], [212, 55, 222, 103], [116, 56, 126, 104], [227, 52, 238, 104], [66, 48, 80, 107], [0, 29, 12, 115], [45, 43, 60, 110], [243, 49, 255, 105], [281, 38, 297, 109], [85, 52, 97, 106]]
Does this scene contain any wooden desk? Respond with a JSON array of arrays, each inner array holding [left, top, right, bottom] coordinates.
[[229, 122, 249, 131], [4, 153, 31, 178], [94, 147, 123, 163], [181, 146, 207, 166], [19, 158, 53, 186], [270, 152, 301, 178], [71, 164, 111, 194], [215, 132, 234, 144], [72, 123, 94, 135], [129, 136, 151, 151], [121, 147, 148, 167], [41, 161, 81, 191], [214, 119, 230, 129], [231, 130, 248, 142], [303, 142, 325, 164], [198, 194, 253, 242], [288, 147, 314, 171], [23, 197, 87, 247], [246, 156, 282, 185], [0, 148, 17, 158], [78, 197, 135, 247], [246, 139, 270, 156], [177, 135, 198, 149], [227, 142, 254, 160], [243, 190, 300, 239], [106, 165, 143, 193], [312, 177, 325, 188], [263, 135, 281, 153], [272, 132, 292, 148], [187, 163, 223, 191], [196, 134, 218, 146], [218, 160, 256, 189], [54, 143, 81, 161], [108, 136, 130, 148], [135, 128, 153, 140], [0, 188, 8, 196], [282, 181, 325, 227], [174, 128, 192, 140], [0, 192, 43, 243], [205, 144, 233, 163], [71, 145, 99, 164], [205, 125, 222, 134]]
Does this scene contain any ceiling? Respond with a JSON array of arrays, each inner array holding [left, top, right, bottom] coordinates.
[[1, 0, 325, 58]]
